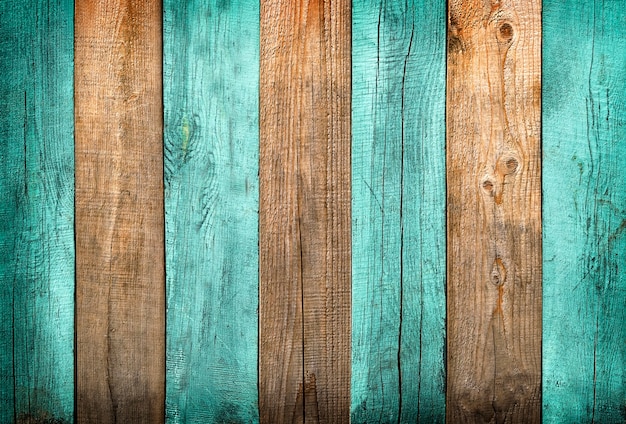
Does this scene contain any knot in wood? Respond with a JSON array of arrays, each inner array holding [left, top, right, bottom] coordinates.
[[491, 257, 507, 286], [497, 22, 514, 43], [497, 156, 520, 176]]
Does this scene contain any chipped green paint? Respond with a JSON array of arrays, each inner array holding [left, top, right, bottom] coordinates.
[[163, 1, 259, 422], [543, 0, 626, 421], [0, 0, 74, 422], [351, 1, 446, 422]]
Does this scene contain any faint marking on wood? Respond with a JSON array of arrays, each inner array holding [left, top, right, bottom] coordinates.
[[259, 0, 351, 422], [163, 0, 260, 422], [75, 0, 165, 422], [0, 1, 74, 421], [446, 0, 542, 421], [542, 0, 626, 421], [351, 1, 447, 422]]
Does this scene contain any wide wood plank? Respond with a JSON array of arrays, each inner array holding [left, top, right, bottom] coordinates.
[[163, 1, 259, 422], [75, 0, 165, 422], [259, 0, 351, 422], [351, 1, 446, 422], [446, 0, 542, 421], [0, 1, 74, 421], [542, 0, 626, 421]]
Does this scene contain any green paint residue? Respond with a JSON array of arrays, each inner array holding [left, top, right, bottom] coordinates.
[[351, 1, 446, 422], [164, 0, 259, 421], [0, 0, 75, 420], [543, 0, 626, 421]]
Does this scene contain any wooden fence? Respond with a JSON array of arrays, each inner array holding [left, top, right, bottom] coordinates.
[[0, 0, 624, 423]]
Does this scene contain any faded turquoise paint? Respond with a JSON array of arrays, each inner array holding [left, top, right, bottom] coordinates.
[[543, 0, 626, 422], [351, 1, 446, 422], [0, 0, 74, 422], [163, 1, 259, 423]]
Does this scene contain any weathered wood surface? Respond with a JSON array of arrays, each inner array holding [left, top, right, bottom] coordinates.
[[351, 1, 446, 422], [75, 0, 165, 422], [446, 0, 542, 421], [259, 0, 351, 422], [163, 1, 260, 422], [0, 1, 74, 421], [542, 0, 626, 422]]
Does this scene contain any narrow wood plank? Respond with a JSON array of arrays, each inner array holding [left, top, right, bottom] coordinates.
[[163, 1, 259, 422], [543, 0, 626, 421], [75, 0, 165, 422], [351, 1, 446, 422], [0, 1, 74, 421], [446, 0, 542, 421], [260, 0, 351, 422]]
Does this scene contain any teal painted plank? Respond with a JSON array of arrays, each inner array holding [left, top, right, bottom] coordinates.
[[543, 0, 626, 422], [0, 0, 74, 422], [351, 1, 446, 422], [163, 1, 259, 422]]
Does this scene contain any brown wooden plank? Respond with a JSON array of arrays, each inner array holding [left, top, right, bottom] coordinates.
[[446, 0, 542, 421], [75, 1, 164, 422], [259, 0, 351, 422]]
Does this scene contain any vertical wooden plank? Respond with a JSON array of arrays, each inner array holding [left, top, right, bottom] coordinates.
[[163, 1, 259, 422], [0, 0, 74, 421], [259, 0, 351, 422], [75, 0, 165, 422], [446, 0, 542, 421], [351, 1, 446, 422], [543, 0, 626, 421], [298, 1, 351, 417]]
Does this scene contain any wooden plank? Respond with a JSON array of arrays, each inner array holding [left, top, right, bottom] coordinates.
[[0, 1, 74, 421], [163, 1, 259, 422], [351, 1, 446, 422], [259, 0, 351, 422], [75, 0, 165, 422], [542, 0, 626, 421], [446, 0, 542, 420]]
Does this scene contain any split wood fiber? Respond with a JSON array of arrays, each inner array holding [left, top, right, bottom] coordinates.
[[351, 1, 446, 422], [259, 0, 351, 422], [0, 0, 74, 421], [163, 0, 260, 422], [446, 0, 542, 421], [75, 0, 165, 422], [543, 0, 626, 421]]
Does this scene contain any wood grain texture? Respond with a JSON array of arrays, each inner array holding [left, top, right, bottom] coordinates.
[[259, 0, 351, 422], [163, 1, 259, 422], [446, 0, 542, 421], [75, 0, 165, 422], [0, 0, 74, 421], [351, 1, 446, 422], [542, 0, 626, 422]]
